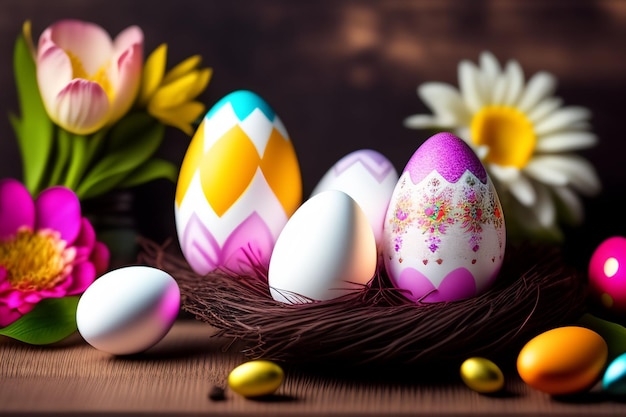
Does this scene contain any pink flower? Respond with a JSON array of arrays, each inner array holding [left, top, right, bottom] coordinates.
[[0, 179, 109, 327], [36, 20, 143, 135]]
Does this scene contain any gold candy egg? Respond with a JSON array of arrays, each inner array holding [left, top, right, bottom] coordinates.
[[228, 360, 285, 398], [460, 357, 505, 394]]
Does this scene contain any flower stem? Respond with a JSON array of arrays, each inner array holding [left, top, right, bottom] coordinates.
[[63, 131, 88, 191], [48, 128, 72, 190]]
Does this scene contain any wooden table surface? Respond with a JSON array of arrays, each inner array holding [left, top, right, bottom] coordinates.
[[1, 319, 626, 416]]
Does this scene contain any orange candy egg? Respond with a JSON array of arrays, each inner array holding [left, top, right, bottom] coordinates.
[[517, 326, 608, 395]]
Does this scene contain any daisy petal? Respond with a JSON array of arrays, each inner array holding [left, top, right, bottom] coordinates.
[[529, 155, 601, 195], [534, 106, 592, 137], [0, 179, 35, 239], [487, 164, 520, 183], [403, 114, 445, 129], [523, 159, 569, 186], [501, 60, 524, 106], [474, 145, 489, 160], [417, 82, 471, 125], [525, 97, 563, 125], [508, 174, 536, 206], [516, 71, 557, 113], [479, 51, 501, 92], [491, 75, 508, 105], [535, 131, 598, 152], [534, 183, 556, 227], [459, 60, 485, 113], [35, 186, 82, 243]]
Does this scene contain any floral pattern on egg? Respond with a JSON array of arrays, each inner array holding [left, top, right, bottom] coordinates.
[[383, 132, 505, 303], [389, 172, 503, 263]]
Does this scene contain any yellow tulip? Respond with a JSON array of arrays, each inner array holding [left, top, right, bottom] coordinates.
[[138, 44, 211, 135]]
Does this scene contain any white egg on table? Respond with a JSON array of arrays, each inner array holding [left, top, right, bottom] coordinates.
[[76, 266, 180, 355], [268, 190, 377, 303]]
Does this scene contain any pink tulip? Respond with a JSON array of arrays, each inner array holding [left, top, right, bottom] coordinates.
[[36, 20, 143, 135]]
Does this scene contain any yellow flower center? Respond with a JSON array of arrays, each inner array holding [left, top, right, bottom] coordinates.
[[0, 228, 75, 292], [470, 106, 536, 168], [66, 51, 113, 100]]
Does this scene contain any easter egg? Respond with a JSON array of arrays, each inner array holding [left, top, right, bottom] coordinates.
[[228, 360, 285, 397], [268, 190, 377, 303], [460, 357, 505, 394], [76, 266, 180, 355], [603, 352, 626, 395], [517, 326, 608, 395], [588, 236, 626, 315], [175, 90, 302, 277], [311, 149, 399, 250], [382, 132, 505, 303]]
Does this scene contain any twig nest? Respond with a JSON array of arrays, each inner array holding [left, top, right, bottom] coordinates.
[[139, 239, 586, 366]]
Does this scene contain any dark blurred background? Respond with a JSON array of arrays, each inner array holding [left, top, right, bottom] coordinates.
[[0, 0, 624, 268]]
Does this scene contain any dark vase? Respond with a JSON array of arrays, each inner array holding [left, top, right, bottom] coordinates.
[[82, 190, 139, 269]]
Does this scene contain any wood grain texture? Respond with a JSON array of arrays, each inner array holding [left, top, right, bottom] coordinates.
[[2, 320, 626, 416]]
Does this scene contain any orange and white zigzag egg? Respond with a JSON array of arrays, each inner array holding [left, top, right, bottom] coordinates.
[[175, 90, 302, 277]]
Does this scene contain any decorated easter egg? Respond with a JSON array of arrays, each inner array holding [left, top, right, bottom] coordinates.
[[603, 352, 626, 395], [175, 90, 302, 277], [382, 132, 505, 303], [228, 360, 285, 397], [517, 326, 608, 395], [268, 190, 377, 303], [76, 266, 180, 355], [588, 236, 626, 315], [311, 149, 399, 250], [460, 357, 505, 394]]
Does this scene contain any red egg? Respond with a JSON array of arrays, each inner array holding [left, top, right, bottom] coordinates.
[[588, 236, 626, 315]]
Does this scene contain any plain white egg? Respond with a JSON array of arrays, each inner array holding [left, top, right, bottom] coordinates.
[[268, 190, 377, 303], [76, 266, 180, 355]]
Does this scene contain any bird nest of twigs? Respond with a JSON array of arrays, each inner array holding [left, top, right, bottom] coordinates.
[[138, 238, 587, 366]]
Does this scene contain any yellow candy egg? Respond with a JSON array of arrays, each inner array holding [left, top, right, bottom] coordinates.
[[460, 357, 504, 394], [517, 326, 608, 395], [228, 360, 285, 398]]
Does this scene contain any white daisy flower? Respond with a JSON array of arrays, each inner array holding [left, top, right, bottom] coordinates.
[[404, 51, 601, 240]]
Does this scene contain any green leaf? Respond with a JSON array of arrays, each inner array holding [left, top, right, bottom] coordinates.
[[116, 159, 178, 189], [0, 296, 80, 345], [63, 131, 90, 190], [48, 126, 72, 187], [11, 33, 54, 194], [75, 114, 165, 198], [106, 112, 158, 152], [77, 172, 129, 200]]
